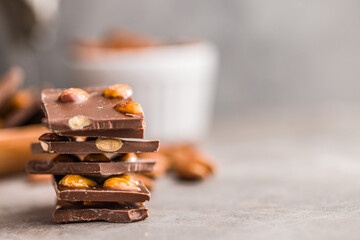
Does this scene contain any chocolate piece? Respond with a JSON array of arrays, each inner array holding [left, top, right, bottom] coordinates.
[[42, 119, 145, 138], [54, 153, 123, 162], [57, 128, 144, 138], [41, 88, 144, 133], [54, 153, 137, 162], [32, 134, 159, 154], [54, 202, 148, 223], [54, 176, 150, 202], [27, 159, 156, 176]]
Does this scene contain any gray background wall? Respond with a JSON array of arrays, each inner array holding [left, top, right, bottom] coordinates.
[[5, 0, 360, 112]]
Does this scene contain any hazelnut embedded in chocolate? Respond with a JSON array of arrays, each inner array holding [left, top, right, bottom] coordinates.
[[58, 88, 89, 103], [120, 174, 139, 184], [95, 138, 123, 152], [39, 133, 70, 142], [39, 141, 49, 152], [52, 154, 81, 162], [103, 175, 140, 191], [114, 153, 137, 162], [103, 84, 133, 99], [83, 153, 110, 162], [68, 115, 92, 130], [114, 101, 143, 116], [59, 174, 97, 188]]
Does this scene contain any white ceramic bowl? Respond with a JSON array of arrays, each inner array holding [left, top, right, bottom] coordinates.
[[70, 41, 218, 143]]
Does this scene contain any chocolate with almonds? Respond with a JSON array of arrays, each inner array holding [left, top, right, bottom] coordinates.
[[27, 158, 156, 176], [54, 201, 148, 223], [41, 87, 144, 134], [32, 133, 159, 154], [54, 175, 150, 202]]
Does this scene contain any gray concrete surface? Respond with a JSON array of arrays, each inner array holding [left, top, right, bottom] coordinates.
[[2, 110, 360, 239]]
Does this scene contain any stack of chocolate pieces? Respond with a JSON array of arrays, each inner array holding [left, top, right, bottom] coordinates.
[[26, 85, 160, 223]]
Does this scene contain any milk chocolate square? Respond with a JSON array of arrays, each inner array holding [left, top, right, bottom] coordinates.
[[27, 158, 156, 176], [54, 201, 148, 223], [54, 175, 151, 202], [32, 133, 159, 154], [41, 88, 144, 134]]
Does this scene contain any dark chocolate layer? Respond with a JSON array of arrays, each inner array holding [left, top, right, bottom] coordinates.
[[58, 128, 144, 138], [42, 88, 143, 133], [32, 135, 159, 154], [54, 176, 151, 202], [27, 159, 156, 176], [54, 202, 148, 223], [42, 119, 145, 138]]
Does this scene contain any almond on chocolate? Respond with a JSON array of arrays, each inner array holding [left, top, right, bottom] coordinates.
[[103, 84, 133, 99], [58, 88, 89, 104], [114, 101, 144, 116]]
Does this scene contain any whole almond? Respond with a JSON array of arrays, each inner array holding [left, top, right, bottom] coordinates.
[[114, 101, 143, 116], [103, 84, 133, 99], [58, 88, 89, 103]]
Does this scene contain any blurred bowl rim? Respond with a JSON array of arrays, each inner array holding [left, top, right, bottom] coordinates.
[[70, 40, 219, 69]]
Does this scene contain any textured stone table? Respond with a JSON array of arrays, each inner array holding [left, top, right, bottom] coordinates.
[[2, 110, 360, 239]]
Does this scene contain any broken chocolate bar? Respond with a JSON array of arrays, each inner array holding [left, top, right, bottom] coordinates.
[[42, 119, 144, 138], [54, 202, 148, 223], [26, 84, 160, 224], [27, 159, 156, 176], [54, 176, 150, 202], [41, 88, 144, 134], [32, 134, 159, 154]]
